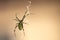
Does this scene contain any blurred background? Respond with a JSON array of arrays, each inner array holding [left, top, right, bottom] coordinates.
[[0, 0, 60, 40]]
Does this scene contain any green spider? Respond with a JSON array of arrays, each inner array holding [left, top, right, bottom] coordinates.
[[14, 11, 30, 37], [13, 1, 31, 37]]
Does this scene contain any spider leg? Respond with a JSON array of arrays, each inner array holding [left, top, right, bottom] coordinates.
[[23, 28, 25, 36], [14, 25, 18, 37], [14, 25, 17, 32], [14, 23, 18, 37], [23, 22, 27, 24], [23, 22, 29, 25], [13, 19, 18, 21], [26, 13, 31, 16]]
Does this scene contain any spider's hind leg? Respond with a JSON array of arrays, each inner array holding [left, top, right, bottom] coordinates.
[[23, 28, 25, 36], [14, 26, 17, 37], [14, 25, 17, 32], [14, 23, 18, 37]]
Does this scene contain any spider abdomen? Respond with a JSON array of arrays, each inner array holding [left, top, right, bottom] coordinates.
[[18, 23, 23, 30]]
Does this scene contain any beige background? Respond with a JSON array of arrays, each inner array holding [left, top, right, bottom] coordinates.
[[0, 0, 60, 40]]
